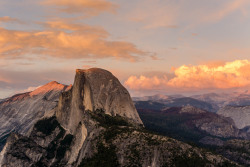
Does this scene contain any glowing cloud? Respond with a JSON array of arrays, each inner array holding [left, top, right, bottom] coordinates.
[[0, 21, 145, 61], [0, 16, 21, 24], [125, 75, 169, 90], [43, 0, 117, 17], [125, 60, 250, 91], [0, 76, 10, 84]]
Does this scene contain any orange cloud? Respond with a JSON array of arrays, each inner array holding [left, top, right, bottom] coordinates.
[[43, 0, 117, 17], [125, 75, 169, 90], [0, 76, 11, 83], [0, 74, 11, 83], [0, 21, 145, 61], [0, 16, 22, 24], [125, 60, 250, 91], [43, 20, 107, 34], [0, 16, 15, 23]]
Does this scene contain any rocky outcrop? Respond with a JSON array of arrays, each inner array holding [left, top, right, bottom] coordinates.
[[78, 68, 142, 124], [199, 137, 250, 166], [79, 122, 236, 167], [56, 68, 143, 133], [179, 106, 244, 138], [0, 81, 71, 150], [217, 139, 250, 166], [0, 68, 144, 167], [193, 113, 242, 138], [218, 105, 250, 129], [179, 105, 206, 114]]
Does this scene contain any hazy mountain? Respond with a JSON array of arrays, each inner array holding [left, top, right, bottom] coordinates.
[[134, 97, 216, 112], [0, 69, 236, 167], [134, 91, 250, 113], [191, 91, 250, 108], [218, 105, 250, 129], [132, 94, 184, 102], [0, 81, 71, 151]]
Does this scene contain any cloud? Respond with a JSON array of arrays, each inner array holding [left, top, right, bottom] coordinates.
[[0, 21, 145, 62], [0, 76, 10, 84], [128, 0, 250, 29], [43, 20, 108, 33], [0, 16, 23, 24], [0, 16, 16, 23], [203, 0, 250, 23], [128, 0, 178, 29], [43, 0, 117, 17], [125, 75, 169, 90], [125, 59, 250, 92]]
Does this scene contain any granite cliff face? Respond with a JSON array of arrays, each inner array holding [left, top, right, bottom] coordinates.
[[56, 68, 142, 134], [0, 81, 71, 150], [0, 68, 237, 167], [218, 105, 250, 129]]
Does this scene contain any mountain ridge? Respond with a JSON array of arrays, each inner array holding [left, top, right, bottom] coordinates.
[[0, 81, 71, 151], [0, 68, 238, 167]]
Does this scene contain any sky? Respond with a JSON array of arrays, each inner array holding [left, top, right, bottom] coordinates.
[[0, 0, 250, 98]]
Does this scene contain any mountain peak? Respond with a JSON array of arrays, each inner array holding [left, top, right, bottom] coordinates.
[[76, 68, 112, 75], [30, 81, 71, 96], [56, 68, 143, 133]]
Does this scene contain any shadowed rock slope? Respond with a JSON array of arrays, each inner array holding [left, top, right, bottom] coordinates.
[[0, 81, 71, 151], [218, 105, 250, 129], [137, 106, 250, 166], [0, 68, 238, 167]]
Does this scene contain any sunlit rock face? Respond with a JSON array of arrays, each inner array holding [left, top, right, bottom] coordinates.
[[218, 105, 250, 129], [56, 68, 143, 134], [82, 68, 142, 123], [0, 81, 71, 150]]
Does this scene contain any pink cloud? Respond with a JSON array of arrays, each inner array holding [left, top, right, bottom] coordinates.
[[125, 59, 250, 92], [0, 16, 21, 23], [0, 21, 145, 62], [43, 0, 117, 17]]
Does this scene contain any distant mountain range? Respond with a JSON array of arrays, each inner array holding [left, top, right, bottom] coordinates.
[[134, 97, 215, 112], [133, 91, 250, 109], [132, 92, 250, 166], [133, 92, 250, 130], [191, 91, 250, 107]]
